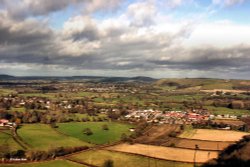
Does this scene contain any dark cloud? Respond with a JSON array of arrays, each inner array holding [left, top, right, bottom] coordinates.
[[0, 0, 84, 19], [0, 16, 53, 45], [149, 46, 250, 71], [0, 0, 249, 78]]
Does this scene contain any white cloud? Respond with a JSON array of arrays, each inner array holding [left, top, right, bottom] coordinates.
[[183, 21, 250, 47]]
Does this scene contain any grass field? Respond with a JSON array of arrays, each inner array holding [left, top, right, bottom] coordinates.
[[0, 88, 16, 96], [9, 107, 26, 112], [0, 130, 23, 152], [74, 113, 108, 121], [1, 160, 85, 167], [68, 150, 193, 167], [57, 122, 134, 144], [205, 106, 250, 116], [107, 143, 218, 163], [18, 93, 56, 98], [17, 124, 91, 150], [179, 129, 249, 142]]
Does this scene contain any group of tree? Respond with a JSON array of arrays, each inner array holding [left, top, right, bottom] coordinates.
[[1, 146, 89, 160]]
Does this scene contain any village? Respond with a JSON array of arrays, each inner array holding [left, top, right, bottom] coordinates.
[[124, 108, 248, 131]]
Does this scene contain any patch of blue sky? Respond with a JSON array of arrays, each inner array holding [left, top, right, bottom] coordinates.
[[166, 2, 209, 20], [208, 1, 250, 24], [49, 5, 76, 30]]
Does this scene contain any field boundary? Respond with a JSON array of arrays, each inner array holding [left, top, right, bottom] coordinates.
[[175, 136, 235, 143], [177, 136, 241, 142]]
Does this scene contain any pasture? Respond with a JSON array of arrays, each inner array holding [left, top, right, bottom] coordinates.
[[17, 124, 91, 150], [107, 143, 218, 163], [204, 106, 250, 116], [57, 122, 134, 144], [179, 129, 249, 142], [67, 150, 193, 167], [0, 130, 23, 152]]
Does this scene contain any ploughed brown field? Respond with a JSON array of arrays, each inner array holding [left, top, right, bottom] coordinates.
[[135, 124, 180, 145], [106, 143, 218, 163], [179, 129, 249, 142]]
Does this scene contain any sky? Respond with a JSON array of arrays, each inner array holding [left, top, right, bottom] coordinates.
[[0, 0, 250, 79]]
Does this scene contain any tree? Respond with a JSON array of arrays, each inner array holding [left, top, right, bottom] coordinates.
[[83, 128, 93, 135], [102, 124, 109, 130], [103, 159, 114, 167], [121, 133, 128, 142]]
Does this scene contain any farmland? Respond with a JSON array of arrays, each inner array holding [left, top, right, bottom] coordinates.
[[0, 77, 250, 166], [67, 150, 193, 167], [17, 124, 91, 150], [106, 143, 218, 163], [179, 129, 250, 142], [57, 122, 134, 144]]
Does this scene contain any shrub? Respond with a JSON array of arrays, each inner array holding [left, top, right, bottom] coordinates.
[[83, 128, 93, 135]]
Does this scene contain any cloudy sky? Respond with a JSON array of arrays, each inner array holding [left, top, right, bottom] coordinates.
[[0, 0, 250, 79]]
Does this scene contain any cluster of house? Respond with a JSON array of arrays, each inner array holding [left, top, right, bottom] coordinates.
[[0, 119, 16, 128], [124, 109, 241, 125]]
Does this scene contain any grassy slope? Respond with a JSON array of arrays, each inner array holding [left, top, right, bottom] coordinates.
[[154, 78, 246, 90], [1, 160, 85, 167], [17, 124, 91, 150], [57, 122, 134, 144], [68, 150, 193, 167]]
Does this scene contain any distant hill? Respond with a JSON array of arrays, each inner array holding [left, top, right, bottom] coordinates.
[[153, 78, 250, 90], [0, 74, 156, 83], [1, 75, 250, 90], [100, 76, 156, 83], [0, 74, 16, 80]]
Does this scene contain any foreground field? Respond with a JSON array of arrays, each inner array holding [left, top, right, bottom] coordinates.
[[1, 160, 85, 167], [67, 150, 193, 167], [17, 124, 91, 150], [57, 122, 134, 144], [179, 129, 249, 142], [107, 143, 218, 163]]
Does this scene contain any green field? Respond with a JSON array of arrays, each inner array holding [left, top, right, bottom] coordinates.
[[0, 88, 17, 96], [0, 130, 23, 152], [17, 124, 91, 150], [74, 113, 108, 121], [18, 93, 56, 99], [57, 122, 134, 144], [1, 160, 85, 167], [205, 106, 250, 116], [68, 150, 193, 167], [9, 107, 26, 112]]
